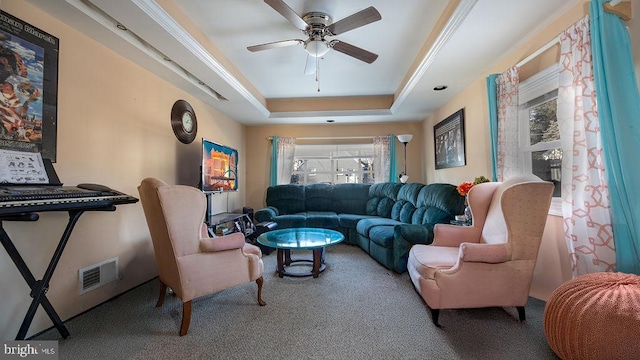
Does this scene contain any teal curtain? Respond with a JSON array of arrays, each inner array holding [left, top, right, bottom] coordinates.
[[590, 0, 640, 274], [486, 74, 499, 182], [269, 135, 278, 186]]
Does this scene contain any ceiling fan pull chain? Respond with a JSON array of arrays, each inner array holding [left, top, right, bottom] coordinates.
[[316, 55, 321, 92]]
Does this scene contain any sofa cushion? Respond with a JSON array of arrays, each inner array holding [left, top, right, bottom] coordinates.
[[368, 226, 396, 248], [305, 183, 335, 212], [397, 183, 424, 205], [419, 206, 454, 226], [272, 213, 306, 228], [267, 185, 305, 214], [366, 182, 401, 218], [338, 214, 379, 229], [416, 183, 465, 218], [305, 211, 339, 228], [356, 217, 402, 237], [392, 200, 418, 223], [333, 183, 370, 215]]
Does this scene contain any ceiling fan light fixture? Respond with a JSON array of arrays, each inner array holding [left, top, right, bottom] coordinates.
[[305, 39, 330, 58]]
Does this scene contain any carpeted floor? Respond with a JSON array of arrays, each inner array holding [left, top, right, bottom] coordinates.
[[34, 244, 558, 360]]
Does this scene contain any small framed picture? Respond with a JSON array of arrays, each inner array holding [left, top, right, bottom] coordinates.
[[434, 108, 466, 169]]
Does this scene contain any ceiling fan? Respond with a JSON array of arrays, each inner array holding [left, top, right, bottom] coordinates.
[[247, 0, 382, 75]]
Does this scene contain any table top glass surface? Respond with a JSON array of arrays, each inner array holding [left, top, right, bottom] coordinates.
[[257, 228, 344, 249]]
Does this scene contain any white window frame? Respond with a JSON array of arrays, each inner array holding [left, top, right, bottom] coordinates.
[[518, 63, 562, 216], [291, 144, 375, 185]]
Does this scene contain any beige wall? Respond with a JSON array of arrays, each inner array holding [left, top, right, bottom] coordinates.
[[244, 122, 424, 211], [0, 1, 246, 340], [632, 0, 640, 90]]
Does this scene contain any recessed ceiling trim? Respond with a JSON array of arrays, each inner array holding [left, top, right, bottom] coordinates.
[[390, 0, 478, 114], [130, 0, 269, 116], [67, 0, 226, 101], [267, 95, 394, 113], [269, 109, 392, 119]]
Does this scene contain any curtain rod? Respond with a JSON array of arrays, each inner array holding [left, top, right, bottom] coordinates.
[[516, 35, 560, 68], [266, 136, 376, 141]]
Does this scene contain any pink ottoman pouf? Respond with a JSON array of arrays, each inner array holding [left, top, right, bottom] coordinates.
[[543, 272, 640, 360]]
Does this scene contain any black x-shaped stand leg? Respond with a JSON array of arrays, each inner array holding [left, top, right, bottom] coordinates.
[[0, 210, 85, 340]]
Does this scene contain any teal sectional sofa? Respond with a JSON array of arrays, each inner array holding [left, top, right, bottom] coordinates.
[[254, 182, 464, 273]]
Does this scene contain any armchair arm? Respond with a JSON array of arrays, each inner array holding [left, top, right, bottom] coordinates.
[[255, 206, 279, 223], [199, 232, 246, 252], [459, 242, 510, 263], [432, 223, 482, 247], [437, 242, 511, 277]]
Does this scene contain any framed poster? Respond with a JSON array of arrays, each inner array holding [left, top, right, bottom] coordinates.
[[0, 11, 58, 161], [201, 138, 238, 192], [434, 108, 466, 169]]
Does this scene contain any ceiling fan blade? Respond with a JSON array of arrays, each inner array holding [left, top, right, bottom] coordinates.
[[247, 39, 303, 52], [326, 6, 381, 35], [331, 40, 378, 64], [264, 0, 308, 31], [304, 54, 316, 75]]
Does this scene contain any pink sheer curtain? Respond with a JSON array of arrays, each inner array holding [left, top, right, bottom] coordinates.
[[496, 67, 520, 181], [373, 135, 391, 182], [276, 137, 296, 185], [557, 16, 615, 275]]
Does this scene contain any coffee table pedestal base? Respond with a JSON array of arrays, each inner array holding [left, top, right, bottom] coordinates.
[[276, 248, 325, 278]]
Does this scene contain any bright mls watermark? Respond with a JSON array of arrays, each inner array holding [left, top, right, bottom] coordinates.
[[1, 341, 58, 359]]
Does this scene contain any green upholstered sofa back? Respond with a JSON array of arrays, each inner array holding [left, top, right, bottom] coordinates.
[[416, 183, 465, 224], [366, 183, 402, 218], [265, 183, 372, 215], [265, 184, 305, 214], [305, 183, 335, 212], [263, 182, 462, 223], [333, 183, 371, 215], [390, 183, 464, 225]]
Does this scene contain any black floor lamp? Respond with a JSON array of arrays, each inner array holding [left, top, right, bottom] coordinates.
[[397, 134, 413, 183]]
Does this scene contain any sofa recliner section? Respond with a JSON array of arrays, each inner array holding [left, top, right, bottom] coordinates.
[[255, 182, 464, 273]]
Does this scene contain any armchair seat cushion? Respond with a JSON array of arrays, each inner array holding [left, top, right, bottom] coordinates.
[[408, 245, 458, 280]]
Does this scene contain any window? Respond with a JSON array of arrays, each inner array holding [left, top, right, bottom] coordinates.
[[518, 64, 562, 215], [290, 144, 375, 185]]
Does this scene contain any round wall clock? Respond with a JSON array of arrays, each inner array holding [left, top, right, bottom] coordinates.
[[171, 99, 198, 144]]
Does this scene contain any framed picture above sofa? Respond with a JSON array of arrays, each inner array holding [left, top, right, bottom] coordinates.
[[434, 108, 466, 169]]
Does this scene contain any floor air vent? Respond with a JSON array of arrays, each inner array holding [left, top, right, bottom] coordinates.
[[79, 257, 118, 294]]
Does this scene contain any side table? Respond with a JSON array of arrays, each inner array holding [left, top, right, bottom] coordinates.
[[207, 212, 255, 237]]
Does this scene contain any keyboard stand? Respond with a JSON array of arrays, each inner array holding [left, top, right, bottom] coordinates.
[[0, 206, 116, 340]]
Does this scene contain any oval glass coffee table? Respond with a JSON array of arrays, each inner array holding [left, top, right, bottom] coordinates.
[[257, 228, 344, 278]]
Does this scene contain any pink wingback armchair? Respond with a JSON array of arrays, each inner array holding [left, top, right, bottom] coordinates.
[[407, 174, 553, 326], [138, 177, 265, 336]]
